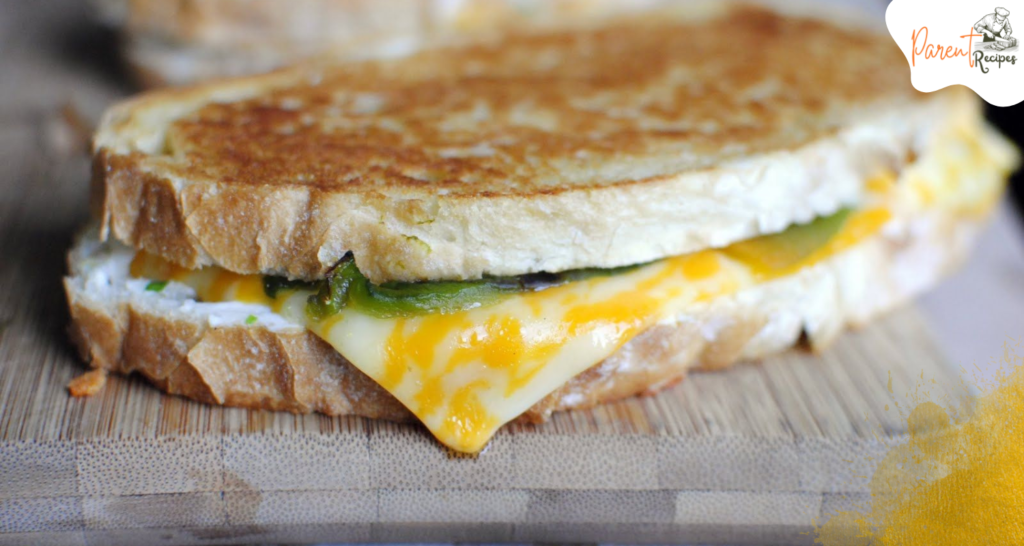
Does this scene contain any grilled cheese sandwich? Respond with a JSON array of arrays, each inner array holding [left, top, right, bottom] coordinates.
[[68, 3, 1019, 452], [91, 117, 1013, 451]]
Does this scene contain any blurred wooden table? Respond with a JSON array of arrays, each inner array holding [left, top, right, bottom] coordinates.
[[0, 2, 1022, 545], [919, 202, 1024, 378]]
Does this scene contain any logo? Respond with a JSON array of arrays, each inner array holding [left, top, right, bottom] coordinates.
[[887, 1, 1024, 106], [970, 8, 1017, 72]]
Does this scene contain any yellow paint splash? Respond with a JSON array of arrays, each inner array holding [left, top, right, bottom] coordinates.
[[816, 338, 1024, 545]]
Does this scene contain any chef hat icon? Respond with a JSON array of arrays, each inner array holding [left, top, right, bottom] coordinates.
[[996, 7, 1010, 17]]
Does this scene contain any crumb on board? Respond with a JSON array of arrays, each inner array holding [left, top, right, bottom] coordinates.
[[68, 369, 108, 397]]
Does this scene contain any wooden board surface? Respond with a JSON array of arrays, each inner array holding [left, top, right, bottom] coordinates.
[[0, 1, 968, 545]]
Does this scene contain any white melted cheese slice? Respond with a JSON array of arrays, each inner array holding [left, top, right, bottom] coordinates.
[[127, 120, 1014, 453]]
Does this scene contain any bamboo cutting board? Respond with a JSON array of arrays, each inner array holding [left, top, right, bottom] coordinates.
[[0, 2, 966, 543], [0, 119, 962, 545]]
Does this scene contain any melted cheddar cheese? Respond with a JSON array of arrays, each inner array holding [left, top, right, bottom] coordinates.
[[127, 120, 1015, 453], [131, 207, 891, 452]]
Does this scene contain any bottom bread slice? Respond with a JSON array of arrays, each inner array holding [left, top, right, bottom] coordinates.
[[64, 207, 980, 424]]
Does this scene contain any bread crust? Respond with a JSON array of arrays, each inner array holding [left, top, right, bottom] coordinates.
[[65, 207, 981, 424], [93, 5, 976, 283]]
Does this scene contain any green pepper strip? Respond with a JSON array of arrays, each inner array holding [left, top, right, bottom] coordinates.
[[309, 256, 518, 320], [266, 207, 851, 321], [296, 255, 642, 320], [722, 208, 851, 272]]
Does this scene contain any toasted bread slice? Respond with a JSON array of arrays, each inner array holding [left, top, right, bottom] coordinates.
[[65, 200, 980, 423], [93, 4, 969, 283]]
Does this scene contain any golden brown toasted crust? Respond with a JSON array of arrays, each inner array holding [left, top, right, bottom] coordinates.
[[94, 4, 962, 283], [65, 204, 982, 424]]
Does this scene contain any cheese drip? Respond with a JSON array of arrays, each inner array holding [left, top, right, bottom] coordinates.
[[127, 120, 1015, 452]]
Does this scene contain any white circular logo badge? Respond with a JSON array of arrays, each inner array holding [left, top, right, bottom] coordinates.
[[887, 1, 1023, 106]]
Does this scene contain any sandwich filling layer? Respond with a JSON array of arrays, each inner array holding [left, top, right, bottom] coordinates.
[[123, 120, 1013, 452]]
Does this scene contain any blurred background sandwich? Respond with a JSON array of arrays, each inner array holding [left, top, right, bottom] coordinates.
[[93, 0, 679, 87]]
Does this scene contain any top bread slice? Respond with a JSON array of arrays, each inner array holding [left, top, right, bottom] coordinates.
[[93, 3, 957, 283]]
